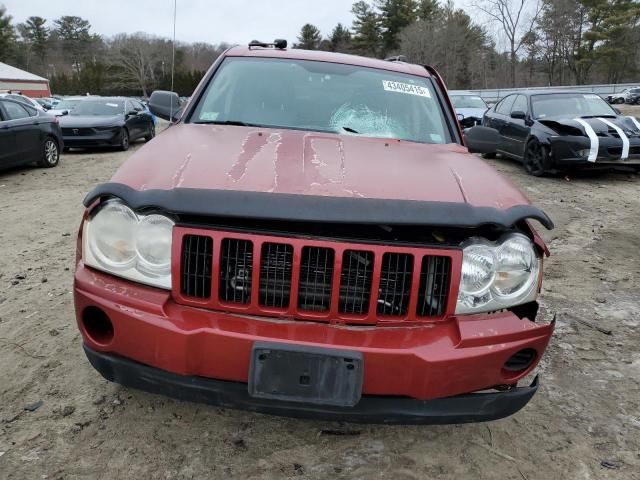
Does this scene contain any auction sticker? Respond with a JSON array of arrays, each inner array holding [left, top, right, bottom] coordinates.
[[382, 80, 431, 98]]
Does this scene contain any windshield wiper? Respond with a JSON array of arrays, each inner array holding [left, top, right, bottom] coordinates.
[[580, 115, 617, 119], [342, 126, 360, 134], [193, 120, 266, 127]]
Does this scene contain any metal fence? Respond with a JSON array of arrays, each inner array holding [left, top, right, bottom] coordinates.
[[459, 82, 640, 103]]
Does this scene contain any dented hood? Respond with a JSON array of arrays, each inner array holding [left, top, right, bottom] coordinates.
[[86, 124, 553, 229], [539, 115, 640, 137], [110, 124, 530, 209]]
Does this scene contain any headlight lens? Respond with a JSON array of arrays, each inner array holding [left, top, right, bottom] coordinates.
[[136, 214, 174, 276], [456, 233, 540, 314], [87, 202, 138, 269], [84, 200, 174, 289]]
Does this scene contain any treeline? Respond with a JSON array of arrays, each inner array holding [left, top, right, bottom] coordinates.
[[295, 0, 640, 88], [1, 1, 639, 97], [0, 7, 227, 96]]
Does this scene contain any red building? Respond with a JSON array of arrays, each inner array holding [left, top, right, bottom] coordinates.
[[0, 62, 51, 98]]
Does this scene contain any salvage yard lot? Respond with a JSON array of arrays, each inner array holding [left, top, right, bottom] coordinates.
[[1, 108, 639, 480]]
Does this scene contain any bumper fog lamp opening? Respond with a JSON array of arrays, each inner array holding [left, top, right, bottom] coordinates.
[[503, 348, 536, 373], [82, 306, 114, 346]]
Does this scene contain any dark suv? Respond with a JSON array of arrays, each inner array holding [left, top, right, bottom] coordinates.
[[74, 41, 555, 424]]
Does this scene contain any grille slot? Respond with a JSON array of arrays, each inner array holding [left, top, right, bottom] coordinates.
[[219, 238, 253, 304], [298, 247, 334, 312], [377, 253, 413, 316], [417, 256, 451, 317], [339, 250, 374, 314], [181, 235, 213, 298], [259, 242, 294, 308]]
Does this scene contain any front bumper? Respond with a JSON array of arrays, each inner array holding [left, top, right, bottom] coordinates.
[[549, 135, 640, 167], [63, 130, 121, 148], [74, 264, 554, 422], [84, 345, 540, 424]]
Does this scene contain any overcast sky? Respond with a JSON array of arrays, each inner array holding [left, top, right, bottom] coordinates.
[[2, 0, 360, 46]]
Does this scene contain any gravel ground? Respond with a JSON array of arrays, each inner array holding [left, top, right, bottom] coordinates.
[[1, 108, 639, 479]]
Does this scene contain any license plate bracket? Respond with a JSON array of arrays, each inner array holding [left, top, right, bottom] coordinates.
[[248, 342, 363, 407]]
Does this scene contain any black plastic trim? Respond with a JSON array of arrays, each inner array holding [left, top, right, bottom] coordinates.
[[84, 345, 540, 425], [83, 183, 554, 230]]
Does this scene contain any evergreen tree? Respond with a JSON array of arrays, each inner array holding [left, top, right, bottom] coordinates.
[[54, 15, 92, 74], [417, 0, 440, 21], [375, 0, 418, 54], [351, 1, 382, 57], [329, 23, 352, 52], [296, 23, 322, 50], [0, 5, 16, 63], [22, 16, 49, 64]]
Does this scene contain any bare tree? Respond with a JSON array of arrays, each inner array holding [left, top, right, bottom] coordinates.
[[109, 33, 166, 97], [473, 0, 542, 86]]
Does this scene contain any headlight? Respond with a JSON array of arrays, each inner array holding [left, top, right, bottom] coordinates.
[[83, 200, 174, 289], [456, 233, 540, 314]]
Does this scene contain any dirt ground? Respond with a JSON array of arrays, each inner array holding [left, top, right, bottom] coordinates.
[[1, 108, 640, 480]]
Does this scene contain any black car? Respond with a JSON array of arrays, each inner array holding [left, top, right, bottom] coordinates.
[[482, 90, 640, 175], [59, 97, 155, 151], [0, 98, 63, 171]]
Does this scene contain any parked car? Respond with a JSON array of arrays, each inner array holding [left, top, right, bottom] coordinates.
[[449, 90, 489, 128], [607, 87, 640, 104], [482, 90, 640, 176], [626, 89, 640, 105], [59, 97, 155, 151], [75, 42, 555, 424], [0, 92, 47, 112], [0, 97, 63, 170], [48, 96, 86, 117]]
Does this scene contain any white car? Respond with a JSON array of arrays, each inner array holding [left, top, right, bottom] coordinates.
[[0, 93, 47, 112], [48, 97, 86, 116]]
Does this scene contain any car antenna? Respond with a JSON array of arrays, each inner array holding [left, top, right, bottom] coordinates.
[[248, 39, 288, 50], [169, 0, 177, 122]]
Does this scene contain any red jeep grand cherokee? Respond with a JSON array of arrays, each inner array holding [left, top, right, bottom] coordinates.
[[74, 41, 555, 424]]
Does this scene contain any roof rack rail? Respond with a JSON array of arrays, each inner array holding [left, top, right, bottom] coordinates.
[[385, 55, 408, 63], [249, 39, 288, 50]]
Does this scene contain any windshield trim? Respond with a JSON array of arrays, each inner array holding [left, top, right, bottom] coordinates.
[[185, 56, 456, 146]]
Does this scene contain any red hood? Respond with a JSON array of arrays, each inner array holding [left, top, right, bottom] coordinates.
[[112, 124, 530, 210]]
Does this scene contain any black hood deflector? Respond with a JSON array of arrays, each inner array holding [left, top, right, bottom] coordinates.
[[84, 182, 554, 230]]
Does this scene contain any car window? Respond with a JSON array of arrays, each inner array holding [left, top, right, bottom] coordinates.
[[496, 95, 516, 115], [70, 100, 125, 116], [3, 101, 30, 120], [191, 57, 452, 145], [531, 93, 616, 119], [511, 95, 528, 114], [451, 95, 487, 109]]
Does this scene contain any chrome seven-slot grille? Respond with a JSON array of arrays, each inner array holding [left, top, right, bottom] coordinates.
[[178, 229, 453, 323]]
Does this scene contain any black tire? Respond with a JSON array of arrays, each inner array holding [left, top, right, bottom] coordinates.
[[119, 128, 130, 151], [523, 139, 549, 177], [37, 137, 60, 168], [615, 98, 625, 104], [144, 124, 156, 142], [482, 152, 497, 159]]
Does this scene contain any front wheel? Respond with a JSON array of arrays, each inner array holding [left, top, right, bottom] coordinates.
[[523, 139, 549, 177], [37, 137, 59, 168], [119, 128, 130, 151], [144, 124, 156, 142]]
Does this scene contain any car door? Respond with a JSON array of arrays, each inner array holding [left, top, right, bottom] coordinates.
[[502, 95, 531, 158], [125, 100, 145, 140], [487, 95, 516, 155], [0, 103, 18, 167], [0, 101, 42, 166]]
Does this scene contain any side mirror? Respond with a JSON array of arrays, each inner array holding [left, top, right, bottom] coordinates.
[[61, 110, 69, 116], [149, 90, 182, 122], [464, 126, 501, 154], [511, 110, 526, 120]]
